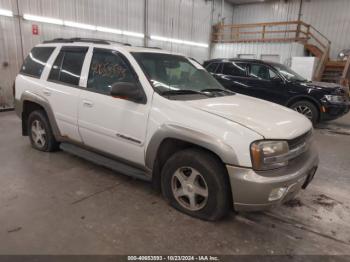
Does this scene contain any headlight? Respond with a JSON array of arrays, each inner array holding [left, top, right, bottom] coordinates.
[[324, 95, 344, 103], [251, 140, 289, 171]]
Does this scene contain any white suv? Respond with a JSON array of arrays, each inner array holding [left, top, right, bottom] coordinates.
[[14, 38, 319, 221]]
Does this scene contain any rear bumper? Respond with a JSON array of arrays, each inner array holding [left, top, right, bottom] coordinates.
[[226, 144, 319, 211]]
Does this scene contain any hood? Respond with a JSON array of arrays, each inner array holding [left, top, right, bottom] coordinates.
[[298, 81, 347, 94], [185, 94, 312, 140]]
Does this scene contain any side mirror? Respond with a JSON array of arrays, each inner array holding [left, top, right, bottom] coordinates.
[[271, 76, 283, 83], [110, 82, 145, 104]]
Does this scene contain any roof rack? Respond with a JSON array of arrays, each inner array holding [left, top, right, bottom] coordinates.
[[43, 38, 131, 46], [136, 46, 162, 50]]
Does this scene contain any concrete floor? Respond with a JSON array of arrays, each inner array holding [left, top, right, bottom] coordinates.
[[0, 111, 350, 255]]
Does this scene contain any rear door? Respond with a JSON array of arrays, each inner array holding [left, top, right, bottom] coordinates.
[[43, 46, 88, 142]]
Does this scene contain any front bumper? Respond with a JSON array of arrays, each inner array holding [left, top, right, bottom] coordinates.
[[321, 101, 350, 121], [226, 144, 319, 211]]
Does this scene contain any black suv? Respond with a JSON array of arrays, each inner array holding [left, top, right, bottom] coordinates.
[[203, 58, 350, 124]]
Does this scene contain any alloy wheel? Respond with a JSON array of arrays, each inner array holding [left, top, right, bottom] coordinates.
[[31, 120, 47, 149], [294, 105, 313, 120], [171, 167, 209, 211]]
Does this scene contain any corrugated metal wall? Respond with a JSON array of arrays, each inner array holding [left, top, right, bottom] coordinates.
[[231, 0, 300, 24], [0, 0, 234, 108], [301, 0, 350, 58], [212, 0, 350, 62], [211, 42, 304, 65], [0, 0, 21, 109]]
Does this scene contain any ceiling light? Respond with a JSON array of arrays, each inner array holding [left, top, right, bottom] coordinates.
[[23, 14, 63, 25], [122, 31, 144, 38], [0, 8, 13, 17], [150, 35, 208, 48], [64, 21, 96, 30], [96, 26, 122, 35]]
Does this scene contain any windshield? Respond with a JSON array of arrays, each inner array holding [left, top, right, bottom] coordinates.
[[272, 63, 307, 82], [132, 52, 226, 96]]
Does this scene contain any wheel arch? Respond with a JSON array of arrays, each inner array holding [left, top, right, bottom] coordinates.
[[145, 124, 238, 191], [286, 95, 321, 122], [286, 95, 321, 109], [19, 91, 60, 138]]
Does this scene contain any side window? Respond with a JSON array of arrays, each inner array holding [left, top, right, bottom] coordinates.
[[48, 47, 87, 86], [20, 47, 55, 78], [222, 62, 247, 77], [249, 64, 277, 81], [206, 63, 219, 73], [87, 49, 138, 95]]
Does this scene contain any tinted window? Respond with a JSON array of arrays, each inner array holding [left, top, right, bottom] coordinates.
[[222, 62, 247, 77], [48, 47, 87, 86], [20, 47, 55, 78], [87, 49, 138, 95], [206, 63, 219, 73], [249, 64, 277, 81]]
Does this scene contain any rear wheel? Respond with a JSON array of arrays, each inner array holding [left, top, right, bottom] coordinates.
[[28, 110, 59, 152], [291, 100, 319, 125], [161, 148, 231, 221]]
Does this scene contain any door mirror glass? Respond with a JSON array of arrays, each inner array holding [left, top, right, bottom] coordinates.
[[111, 82, 145, 103]]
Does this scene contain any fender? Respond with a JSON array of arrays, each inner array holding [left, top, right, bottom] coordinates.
[[17, 90, 62, 139], [145, 124, 239, 170]]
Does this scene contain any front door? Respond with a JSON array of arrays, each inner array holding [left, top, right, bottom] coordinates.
[[78, 48, 150, 166]]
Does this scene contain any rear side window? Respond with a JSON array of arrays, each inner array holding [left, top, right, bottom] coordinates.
[[222, 62, 247, 77], [48, 47, 88, 86], [20, 47, 55, 78]]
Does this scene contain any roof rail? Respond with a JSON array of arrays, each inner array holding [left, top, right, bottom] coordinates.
[[137, 46, 162, 50], [43, 38, 131, 46]]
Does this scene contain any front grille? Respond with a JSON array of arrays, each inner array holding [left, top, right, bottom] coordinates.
[[288, 130, 312, 150]]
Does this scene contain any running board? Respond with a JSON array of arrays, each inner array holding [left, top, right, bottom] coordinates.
[[60, 143, 151, 182]]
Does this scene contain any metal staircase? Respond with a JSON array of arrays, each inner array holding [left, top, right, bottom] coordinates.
[[211, 20, 350, 86]]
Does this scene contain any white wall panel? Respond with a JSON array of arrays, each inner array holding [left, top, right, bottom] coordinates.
[[212, 42, 304, 65], [231, 0, 300, 24], [148, 0, 216, 62], [0, 0, 22, 108], [301, 0, 350, 59]]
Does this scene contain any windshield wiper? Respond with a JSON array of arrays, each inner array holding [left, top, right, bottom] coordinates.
[[201, 88, 235, 94], [160, 89, 210, 96]]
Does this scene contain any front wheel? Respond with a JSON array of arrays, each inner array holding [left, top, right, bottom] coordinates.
[[161, 149, 231, 221], [290, 100, 319, 125]]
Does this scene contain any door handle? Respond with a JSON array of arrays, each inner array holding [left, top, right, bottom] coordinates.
[[82, 100, 94, 108], [43, 89, 51, 96]]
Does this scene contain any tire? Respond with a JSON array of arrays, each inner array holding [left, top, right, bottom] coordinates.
[[290, 100, 319, 125], [161, 148, 231, 221], [27, 110, 59, 152]]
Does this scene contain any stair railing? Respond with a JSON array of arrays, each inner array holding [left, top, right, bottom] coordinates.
[[211, 20, 331, 81]]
